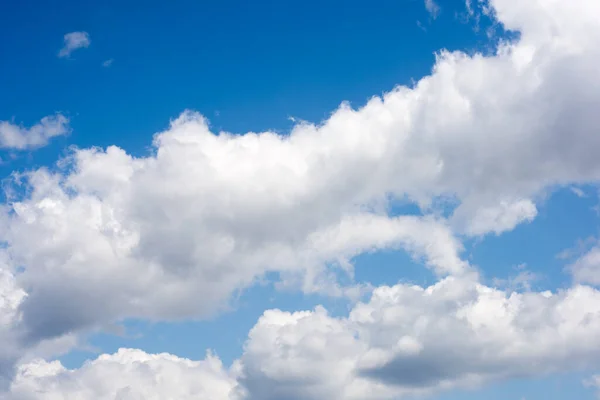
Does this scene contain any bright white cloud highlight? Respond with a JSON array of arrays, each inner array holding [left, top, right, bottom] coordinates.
[[57, 31, 90, 58], [9, 349, 237, 400], [0, 115, 70, 150]]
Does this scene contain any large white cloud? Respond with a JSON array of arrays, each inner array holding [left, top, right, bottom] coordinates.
[[2, 0, 600, 394], [236, 276, 600, 399], [0, 268, 80, 389], [8, 276, 600, 400]]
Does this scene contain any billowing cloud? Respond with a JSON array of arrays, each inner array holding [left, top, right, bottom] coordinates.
[[1, 0, 600, 396], [58, 31, 90, 58], [0, 115, 70, 150], [0, 268, 79, 389], [9, 349, 237, 400], [567, 244, 600, 285], [8, 277, 600, 400], [237, 277, 600, 399], [0, 269, 26, 388]]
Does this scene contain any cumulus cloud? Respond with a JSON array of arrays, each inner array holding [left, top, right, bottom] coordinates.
[[0, 115, 70, 150], [0, 269, 26, 389], [2, 0, 600, 395], [9, 349, 237, 400], [8, 277, 600, 400], [58, 32, 90, 58], [454, 198, 538, 236], [0, 268, 80, 389], [237, 277, 600, 399], [567, 244, 600, 285]]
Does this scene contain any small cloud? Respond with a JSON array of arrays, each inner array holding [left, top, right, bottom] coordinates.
[[493, 264, 540, 292], [0, 114, 70, 150], [583, 375, 600, 397], [556, 236, 597, 260], [416, 20, 427, 32], [456, 0, 482, 31], [514, 262, 527, 271], [102, 58, 114, 67], [58, 31, 90, 58], [424, 0, 441, 19], [571, 186, 586, 198]]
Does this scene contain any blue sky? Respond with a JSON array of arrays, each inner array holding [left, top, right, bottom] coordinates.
[[2, 0, 600, 399]]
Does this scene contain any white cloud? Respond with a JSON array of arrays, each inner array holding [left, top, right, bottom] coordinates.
[[9, 277, 600, 400], [0, 268, 80, 389], [2, 0, 600, 394], [237, 277, 600, 399], [0, 115, 70, 150], [102, 59, 114, 67], [567, 245, 600, 285], [0, 268, 26, 388], [9, 349, 237, 400], [454, 198, 538, 236], [585, 375, 600, 398], [571, 187, 586, 197], [424, 0, 441, 18], [58, 32, 90, 58]]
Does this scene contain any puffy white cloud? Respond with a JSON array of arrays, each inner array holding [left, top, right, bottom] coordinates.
[[0, 268, 79, 390], [9, 349, 237, 400], [0, 269, 26, 388], [13, 277, 600, 400], [5, 166, 463, 341], [237, 277, 600, 399], [454, 198, 537, 236], [567, 245, 600, 285], [0, 115, 70, 150], [57, 32, 90, 58]]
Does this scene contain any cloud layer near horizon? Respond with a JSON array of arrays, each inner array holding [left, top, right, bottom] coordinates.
[[2, 0, 600, 398]]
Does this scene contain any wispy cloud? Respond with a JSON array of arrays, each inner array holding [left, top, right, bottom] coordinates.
[[424, 0, 441, 19], [58, 31, 90, 58], [0, 114, 70, 150], [102, 58, 114, 67]]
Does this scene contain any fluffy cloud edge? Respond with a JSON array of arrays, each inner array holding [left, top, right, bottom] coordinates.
[[0, 115, 70, 150]]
